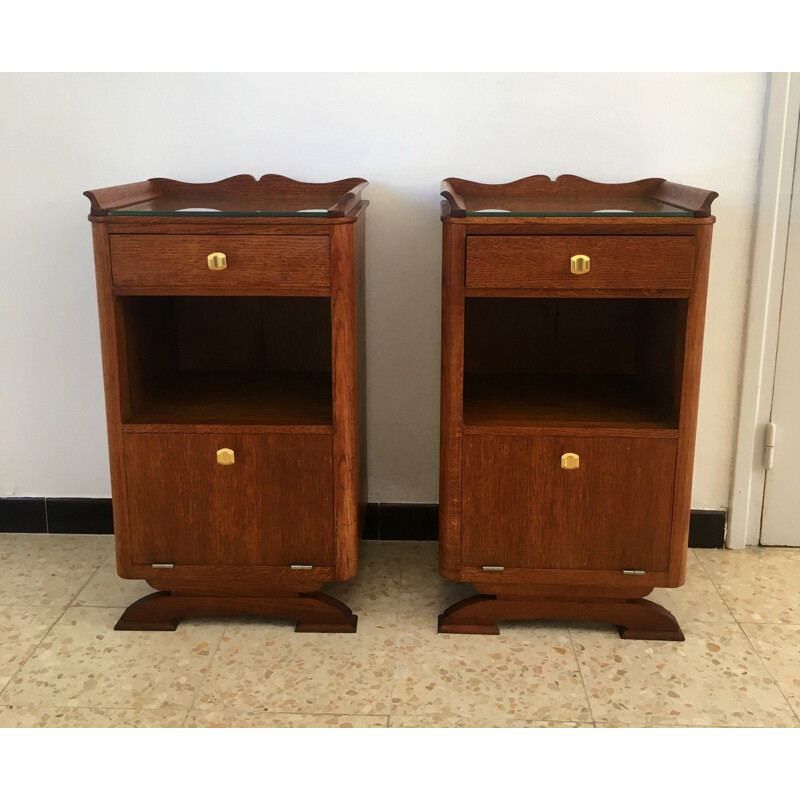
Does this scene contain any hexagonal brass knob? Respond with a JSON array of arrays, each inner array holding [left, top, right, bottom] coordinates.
[[570, 254, 590, 275], [561, 452, 580, 470], [216, 448, 235, 466], [207, 252, 227, 271]]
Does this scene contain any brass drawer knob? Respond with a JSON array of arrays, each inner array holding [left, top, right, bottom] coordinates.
[[207, 252, 227, 271], [561, 452, 580, 470], [570, 254, 590, 274], [216, 447, 235, 466]]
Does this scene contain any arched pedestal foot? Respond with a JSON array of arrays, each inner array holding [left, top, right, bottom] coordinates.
[[114, 591, 358, 633], [438, 594, 684, 641]]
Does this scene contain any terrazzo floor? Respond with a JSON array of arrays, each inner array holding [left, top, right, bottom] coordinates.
[[1, 533, 799, 728]]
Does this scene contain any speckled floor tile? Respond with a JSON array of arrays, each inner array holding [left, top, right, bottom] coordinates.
[[572, 622, 798, 727], [326, 541, 404, 614], [195, 616, 397, 715], [696, 547, 800, 623], [0, 606, 66, 692], [388, 715, 593, 728], [647, 550, 734, 624], [593, 723, 783, 728], [399, 541, 474, 616], [185, 710, 388, 727], [391, 615, 591, 721], [0, 705, 185, 727], [0, 606, 225, 710], [0, 534, 110, 606], [71, 553, 151, 608], [741, 624, 800, 718]]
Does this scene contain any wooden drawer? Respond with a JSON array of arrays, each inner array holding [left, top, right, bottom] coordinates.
[[123, 432, 334, 567], [110, 234, 330, 293], [461, 434, 677, 572], [465, 235, 694, 291]]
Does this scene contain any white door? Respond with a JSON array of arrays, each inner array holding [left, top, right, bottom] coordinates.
[[761, 122, 800, 546]]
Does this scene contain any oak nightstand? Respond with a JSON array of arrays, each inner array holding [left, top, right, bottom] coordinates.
[[85, 174, 367, 632], [437, 175, 717, 640]]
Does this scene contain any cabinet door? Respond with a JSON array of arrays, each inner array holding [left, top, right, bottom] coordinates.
[[123, 433, 333, 567], [461, 435, 677, 572]]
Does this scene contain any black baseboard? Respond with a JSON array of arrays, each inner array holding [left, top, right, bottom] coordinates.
[[0, 497, 114, 534], [0, 497, 47, 533], [687, 510, 727, 549], [1, 497, 726, 549], [363, 503, 438, 541]]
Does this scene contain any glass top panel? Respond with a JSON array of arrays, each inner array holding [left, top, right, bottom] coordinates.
[[106, 195, 339, 217], [462, 194, 691, 217]]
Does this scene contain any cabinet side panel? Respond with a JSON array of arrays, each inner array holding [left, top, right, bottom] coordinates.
[[355, 214, 368, 538], [331, 224, 359, 580], [90, 222, 132, 576], [669, 223, 714, 585], [439, 223, 466, 580]]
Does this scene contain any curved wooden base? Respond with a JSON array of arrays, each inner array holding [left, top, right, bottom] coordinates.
[[114, 591, 358, 633], [437, 593, 684, 641]]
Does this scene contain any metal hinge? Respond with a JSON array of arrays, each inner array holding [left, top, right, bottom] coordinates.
[[765, 422, 776, 470], [481, 565, 505, 572], [622, 569, 646, 575], [290, 564, 314, 570], [151, 563, 174, 569]]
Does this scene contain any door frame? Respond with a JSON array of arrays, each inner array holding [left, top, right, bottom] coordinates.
[[728, 73, 800, 548]]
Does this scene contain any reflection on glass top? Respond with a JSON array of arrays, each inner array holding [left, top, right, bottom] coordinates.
[[107, 196, 335, 217], [463, 195, 692, 217]]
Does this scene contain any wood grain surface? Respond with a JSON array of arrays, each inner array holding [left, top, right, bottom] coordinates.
[[461, 434, 677, 572], [466, 235, 694, 291], [110, 234, 330, 293], [123, 432, 334, 568]]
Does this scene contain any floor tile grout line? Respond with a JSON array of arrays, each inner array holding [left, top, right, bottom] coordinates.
[[67, 556, 111, 609], [384, 542, 408, 719], [693, 549, 739, 623], [695, 548, 800, 627], [0, 547, 108, 700], [182, 620, 230, 728], [737, 620, 800, 726], [567, 625, 596, 726], [0, 603, 71, 700]]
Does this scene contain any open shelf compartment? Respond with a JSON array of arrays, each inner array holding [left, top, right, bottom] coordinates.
[[463, 297, 686, 431], [119, 296, 332, 428]]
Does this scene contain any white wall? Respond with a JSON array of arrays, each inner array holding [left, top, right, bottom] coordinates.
[[0, 73, 765, 508]]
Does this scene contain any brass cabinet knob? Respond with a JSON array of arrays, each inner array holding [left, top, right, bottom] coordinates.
[[207, 252, 227, 271], [561, 452, 580, 470], [216, 448, 235, 465], [570, 254, 590, 275]]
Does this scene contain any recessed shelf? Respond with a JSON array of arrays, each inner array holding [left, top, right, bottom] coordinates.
[[119, 295, 333, 428], [124, 371, 332, 428], [463, 373, 678, 432], [463, 296, 685, 433]]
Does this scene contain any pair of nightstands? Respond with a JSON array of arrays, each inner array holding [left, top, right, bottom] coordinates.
[[85, 174, 716, 641]]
